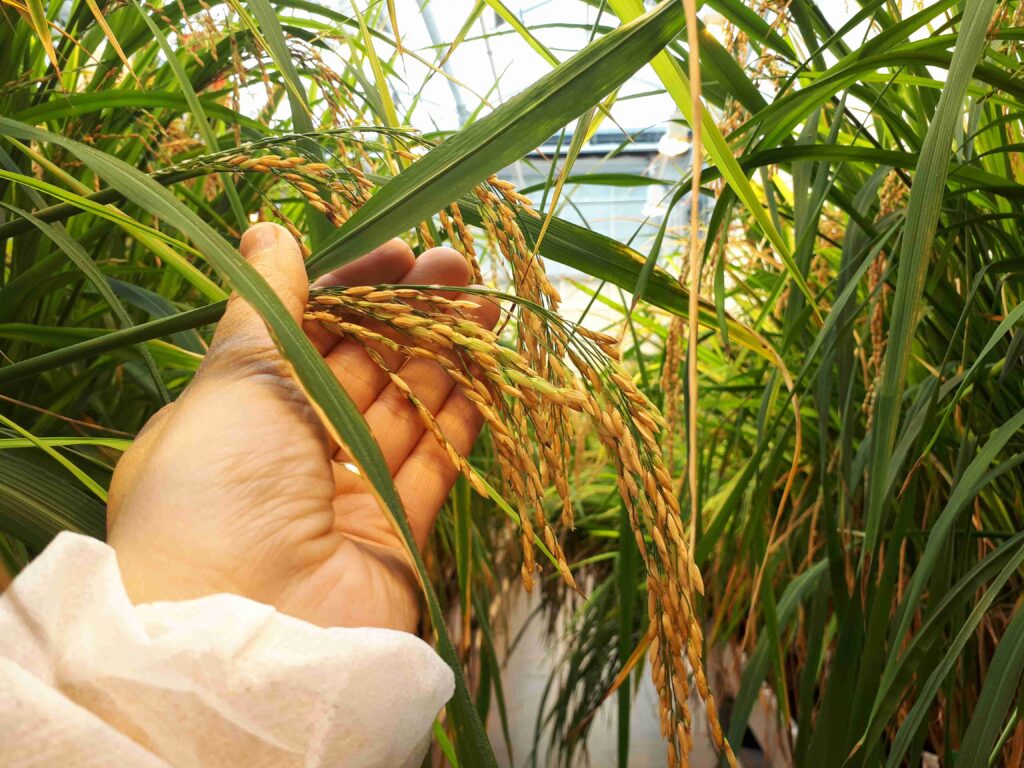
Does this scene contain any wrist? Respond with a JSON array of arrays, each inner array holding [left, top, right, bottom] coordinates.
[[111, 538, 240, 605]]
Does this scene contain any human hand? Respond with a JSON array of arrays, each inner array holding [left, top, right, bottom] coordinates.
[[107, 223, 499, 632]]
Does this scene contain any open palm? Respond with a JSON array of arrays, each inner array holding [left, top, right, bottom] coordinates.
[[107, 223, 498, 632]]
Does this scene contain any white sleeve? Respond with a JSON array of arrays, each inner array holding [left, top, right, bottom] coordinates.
[[0, 532, 454, 768]]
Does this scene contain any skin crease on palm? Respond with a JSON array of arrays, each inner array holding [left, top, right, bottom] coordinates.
[[106, 222, 501, 633]]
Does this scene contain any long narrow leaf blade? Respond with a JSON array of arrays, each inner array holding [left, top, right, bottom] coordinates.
[[309, 0, 686, 275]]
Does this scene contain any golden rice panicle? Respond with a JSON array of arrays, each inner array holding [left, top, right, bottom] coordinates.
[[661, 314, 686, 473], [306, 286, 734, 764], [305, 286, 578, 593], [213, 149, 372, 226], [472, 179, 561, 388], [582, 352, 735, 767], [440, 203, 483, 283], [467, 190, 578, 528], [288, 154, 734, 762]]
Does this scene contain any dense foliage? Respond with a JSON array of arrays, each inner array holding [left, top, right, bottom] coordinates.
[[2, 0, 1024, 765]]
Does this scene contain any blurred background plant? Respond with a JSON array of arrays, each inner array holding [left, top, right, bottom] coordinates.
[[2, 0, 1024, 766]]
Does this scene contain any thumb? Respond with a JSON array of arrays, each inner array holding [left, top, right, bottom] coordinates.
[[208, 222, 309, 361]]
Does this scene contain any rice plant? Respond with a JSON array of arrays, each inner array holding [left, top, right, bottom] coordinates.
[[3, 0, 1024, 766]]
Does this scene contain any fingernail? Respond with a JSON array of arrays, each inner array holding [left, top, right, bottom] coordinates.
[[311, 273, 343, 288], [242, 222, 281, 257]]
